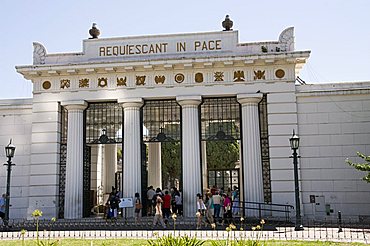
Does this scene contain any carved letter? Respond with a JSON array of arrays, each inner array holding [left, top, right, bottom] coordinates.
[[194, 41, 201, 51], [99, 47, 106, 56]]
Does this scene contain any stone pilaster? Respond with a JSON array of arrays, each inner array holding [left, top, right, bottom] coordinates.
[[96, 144, 104, 203], [201, 141, 208, 191], [119, 98, 143, 217], [148, 142, 162, 189], [61, 101, 87, 219], [177, 95, 202, 217], [237, 94, 264, 217]]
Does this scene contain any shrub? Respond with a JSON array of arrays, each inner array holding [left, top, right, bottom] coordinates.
[[147, 234, 205, 246]]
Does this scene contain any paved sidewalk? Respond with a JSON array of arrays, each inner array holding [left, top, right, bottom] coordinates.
[[0, 217, 368, 244], [0, 227, 368, 244]]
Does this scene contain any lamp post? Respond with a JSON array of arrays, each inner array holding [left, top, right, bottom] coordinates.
[[289, 130, 303, 231], [4, 139, 16, 227]]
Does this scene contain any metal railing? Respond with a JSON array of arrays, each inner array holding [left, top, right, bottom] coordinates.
[[0, 217, 369, 244], [233, 201, 294, 222]]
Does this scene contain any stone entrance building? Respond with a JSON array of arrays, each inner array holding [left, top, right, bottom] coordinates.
[[0, 23, 369, 221]]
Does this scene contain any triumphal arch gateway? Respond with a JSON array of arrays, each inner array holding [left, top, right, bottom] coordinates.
[[11, 22, 370, 221]]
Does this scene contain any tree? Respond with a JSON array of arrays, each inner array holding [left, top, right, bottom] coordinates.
[[205, 121, 240, 170], [161, 141, 181, 188], [346, 152, 370, 183], [206, 140, 239, 169]]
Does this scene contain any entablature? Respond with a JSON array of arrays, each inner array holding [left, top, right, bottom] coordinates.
[[16, 26, 310, 95], [17, 51, 310, 79]]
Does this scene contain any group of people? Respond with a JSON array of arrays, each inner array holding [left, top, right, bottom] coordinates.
[[146, 186, 183, 228], [104, 186, 183, 227], [103, 184, 239, 229], [196, 185, 239, 229], [147, 186, 183, 217]]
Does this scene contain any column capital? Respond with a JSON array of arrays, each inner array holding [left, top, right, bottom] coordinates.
[[176, 95, 202, 107], [118, 97, 143, 109], [237, 93, 263, 105], [61, 100, 87, 110]]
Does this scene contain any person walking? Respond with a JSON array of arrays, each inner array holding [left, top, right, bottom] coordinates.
[[162, 190, 171, 223], [174, 190, 183, 216], [153, 197, 166, 229], [222, 193, 232, 225], [0, 194, 6, 225], [147, 186, 155, 216], [232, 186, 240, 215], [134, 192, 142, 224], [205, 193, 215, 225], [196, 193, 206, 229], [212, 191, 222, 221], [109, 190, 120, 219]]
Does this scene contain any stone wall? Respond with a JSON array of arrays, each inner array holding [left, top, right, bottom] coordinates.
[[27, 98, 62, 219], [296, 82, 370, 220], [0, 99, 32, 218]]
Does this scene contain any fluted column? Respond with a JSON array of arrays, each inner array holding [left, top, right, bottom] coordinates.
[[148, 142, 162, 189], [237, 94, 264, 217], [177, 95, 202, 218], [119, 98, 143, 217], [61, 101, 87, 219], [104, 144, 117, 193]]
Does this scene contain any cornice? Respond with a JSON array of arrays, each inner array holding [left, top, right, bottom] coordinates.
[[296, 82, 370, 97], [16, 51, 310, 79]]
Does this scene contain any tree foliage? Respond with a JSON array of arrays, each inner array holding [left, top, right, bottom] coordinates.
[[206, 140, 239, 169], [346, 152, 370, 183], [161, 141, 181, 188], [205, 121, 240, 170]]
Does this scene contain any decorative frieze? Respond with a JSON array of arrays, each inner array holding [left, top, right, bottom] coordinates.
[[98, 77, 108, 87], [117, 77, 127, 86], [34, 67, 293, 94], [79, 78, 89, 88], [233, 70, 245, 82], [154, 75, 165, 84], [175, 73, 185, 83], [42, 81, 51, 90], [60, 79, 70, 89], [136, 75, 146, 85], [275, 69, 285, 79], [214, 72, 224, 82], [195, 72, 203, 83], [254, 70, 265, 80]]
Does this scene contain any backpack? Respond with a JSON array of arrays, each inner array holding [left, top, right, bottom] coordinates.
[[152, 194, 158, 205]]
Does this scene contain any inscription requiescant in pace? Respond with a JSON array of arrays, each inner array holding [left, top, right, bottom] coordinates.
[[98, 40, 222, 57]]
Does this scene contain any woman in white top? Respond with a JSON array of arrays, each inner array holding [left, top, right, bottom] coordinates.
[[153, 198, 166, 229], [196, 193, 206, 229]]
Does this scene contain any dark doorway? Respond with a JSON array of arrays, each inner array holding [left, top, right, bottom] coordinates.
[[141, 99, 181, 216], [200, 97, 241, 197]]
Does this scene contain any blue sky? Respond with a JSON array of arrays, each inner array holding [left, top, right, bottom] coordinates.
[[1, 0, 369, 99]]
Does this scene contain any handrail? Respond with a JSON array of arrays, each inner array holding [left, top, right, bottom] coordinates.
[[233, 200, 294, 222], [239, 200, 294, 208]]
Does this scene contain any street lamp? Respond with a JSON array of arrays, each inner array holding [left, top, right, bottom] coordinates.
[[289, 130, 303, 231], [4, 139, 16, 227]]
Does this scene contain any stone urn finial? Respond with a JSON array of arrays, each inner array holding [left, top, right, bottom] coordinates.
[[89, 23, 100, 39], [222, 15, 233, 31]]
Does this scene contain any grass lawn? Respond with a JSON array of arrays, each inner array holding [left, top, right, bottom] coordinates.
[[0, 239, 366, 246]]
